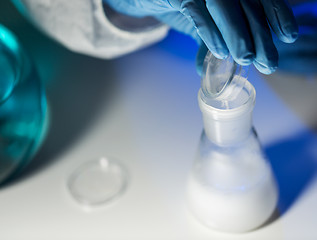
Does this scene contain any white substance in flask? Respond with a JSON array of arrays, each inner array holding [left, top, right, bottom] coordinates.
[[187, 173, 277, 232], [187, 133, 278, 232], [186, 53, 278, 232]]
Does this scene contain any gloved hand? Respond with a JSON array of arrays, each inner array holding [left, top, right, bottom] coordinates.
[[105, 0, 298, 74]]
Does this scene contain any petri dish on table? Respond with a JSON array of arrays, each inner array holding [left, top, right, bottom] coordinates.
[[67, 157, 128, 207]]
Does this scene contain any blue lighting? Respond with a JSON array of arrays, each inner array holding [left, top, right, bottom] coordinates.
[[292, 1, 317, 16], [157, 29, 199, 61], [266, 130, 317, 214]]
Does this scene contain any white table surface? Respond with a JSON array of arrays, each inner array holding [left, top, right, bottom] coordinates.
[[1, 2, 317, 239]]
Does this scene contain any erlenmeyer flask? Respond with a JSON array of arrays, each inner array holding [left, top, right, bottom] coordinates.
[[186, 52, 278, 232], [0, 25, 48, 184]]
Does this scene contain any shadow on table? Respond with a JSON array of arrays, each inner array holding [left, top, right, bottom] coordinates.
[[0, 1, 119, 188], [265, 130, 317, 218], [5, 56, 118, 189]]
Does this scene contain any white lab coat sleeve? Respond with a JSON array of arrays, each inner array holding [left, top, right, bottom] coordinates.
[[12, 0, 169, 58]]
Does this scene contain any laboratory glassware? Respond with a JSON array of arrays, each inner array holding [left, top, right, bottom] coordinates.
[[0, 25, 48, 184], [186, 51, 278, 232], [68, 156, 128, 207]]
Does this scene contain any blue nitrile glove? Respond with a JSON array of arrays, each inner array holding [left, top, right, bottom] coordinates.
[[105, 0, 298, 75]]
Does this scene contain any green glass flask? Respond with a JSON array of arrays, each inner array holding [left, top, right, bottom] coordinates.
[[0, 25, 48, 184]]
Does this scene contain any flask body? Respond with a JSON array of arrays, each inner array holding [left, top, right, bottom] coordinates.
[[0, 25, 47, 184], [188, 51, 278, 232], [187, 129, 278, 232]]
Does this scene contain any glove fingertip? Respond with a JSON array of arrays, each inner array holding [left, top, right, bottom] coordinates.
[[254, 61, 277, 75], [212, 51, 228, 60], [283, 31, 299, 43]]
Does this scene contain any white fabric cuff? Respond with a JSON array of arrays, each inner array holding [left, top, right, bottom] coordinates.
[[13, 0, 169, 58]]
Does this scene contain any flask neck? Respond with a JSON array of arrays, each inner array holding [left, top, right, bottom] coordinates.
[[198, 79, 255, 146]]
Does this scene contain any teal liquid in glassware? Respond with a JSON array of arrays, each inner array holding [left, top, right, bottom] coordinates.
[[0, 25, 48, 184]]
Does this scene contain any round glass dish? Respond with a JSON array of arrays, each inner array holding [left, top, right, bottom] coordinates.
[[201, 51, 248, 100], [67, 157, 128, 207]]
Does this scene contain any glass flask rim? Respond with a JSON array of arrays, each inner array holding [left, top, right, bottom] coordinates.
[[198, 80, 256, 119]]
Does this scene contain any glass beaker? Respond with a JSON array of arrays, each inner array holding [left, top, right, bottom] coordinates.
[[0, 25, 48, 184], [186, 52, 278, 232]]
